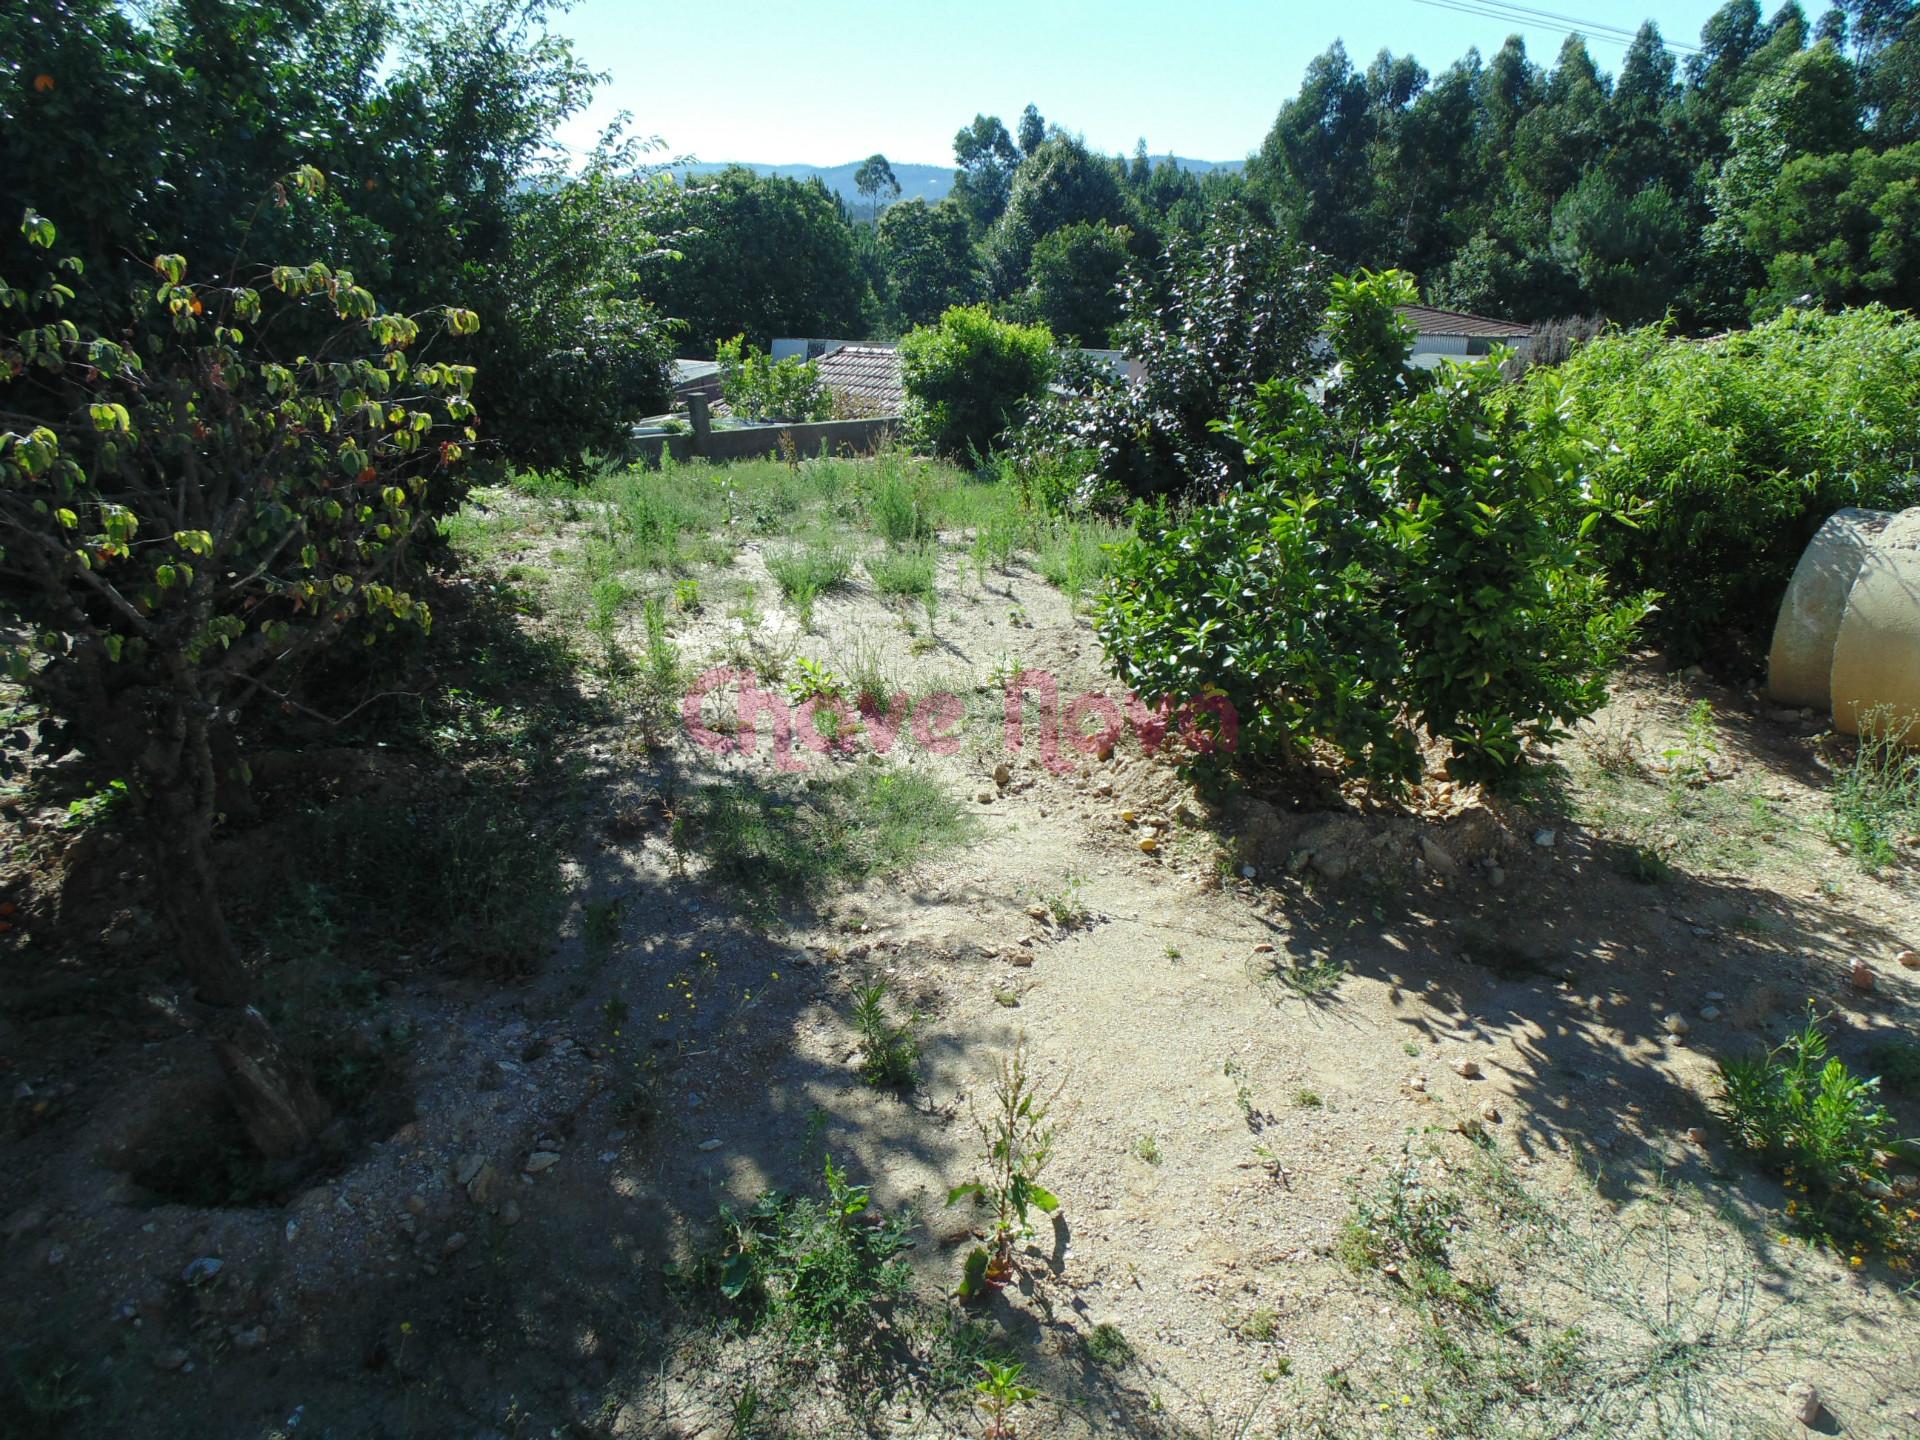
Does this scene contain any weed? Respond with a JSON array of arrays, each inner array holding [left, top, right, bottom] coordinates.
[[1165, 943, 1183, 960], [865, 544, 938, 599], [785, 656, 847, 705], [582, 895, 626, 950], [681, 769, 970, 908], [1580, 716, 1642, 776], [1716, 1004, 1914, 1260], [1659, 699, 1723, 787], [1294, 1088, 1324, 1109], [0, 1343, 93, 1439], [1134, 1134, 1163, 1165], [1085, 1321, 1133, 1366], [1035, 517, 1126, 607], [674, 577, 702, 613], [1337, 1148, 1462, 1294], [767, 540, 851, 628], [1826, 711, 1920, 870], [699, 1155, 912, 1353], [1038, 875, 1087, 928], [948, 1042, 1063, 1297], [974, 1358, 1040, 1439], [850, 981, 919, 1092], [1617, 842, 1676, 885], [868, 464, 936, 545], [1229, 1306, 1280, 1343], [1256, 950, 1347, 1001]]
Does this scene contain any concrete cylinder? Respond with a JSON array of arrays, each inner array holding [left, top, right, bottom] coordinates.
[[1828, 509, 1920, 742], [1767, 508, 1897, 709]]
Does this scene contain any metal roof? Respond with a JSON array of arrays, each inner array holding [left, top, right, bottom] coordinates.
[[1396, 305, 1533, 339]]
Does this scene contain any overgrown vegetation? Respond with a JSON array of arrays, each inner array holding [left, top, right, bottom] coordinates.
[[1098, 270, 1648, 789], [850, 981, 919, 1092], [948, 1043, 1062, 1298], [898, 305, 1054, 460], [1715, 1006, 1918, 1264], [1826, 713, 1920, 871], [1517, 306, 1920, 658]]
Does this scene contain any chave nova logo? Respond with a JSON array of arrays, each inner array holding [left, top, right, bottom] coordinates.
[[681, 667, 1237, 773]]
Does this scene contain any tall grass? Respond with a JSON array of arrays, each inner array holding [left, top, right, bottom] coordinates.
[[1827, 711, 1920, 871]]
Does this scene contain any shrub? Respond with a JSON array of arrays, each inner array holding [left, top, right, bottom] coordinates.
[[1716, 1006, 1915, 1260], [700, 1155, 912, 1351], [1096, 271, 1649, 790], [715, 334, 833, 424], [1516, 305, 1920, 659], [1029, 223, 1328, 500], [898, 305, 1053, 460], [850, 981, 919, 1091]]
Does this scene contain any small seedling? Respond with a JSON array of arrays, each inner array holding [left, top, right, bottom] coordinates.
[[1038, 875, 1087, 928], [948, 1043, 1063, 1297], [1085, 1321, 1133, 1367], [850, 981, 918, 1091], [975, 1358, 1040, 1439], [1294, 1088, 1323, 1109], [1133, 1134, 1163, 1165]]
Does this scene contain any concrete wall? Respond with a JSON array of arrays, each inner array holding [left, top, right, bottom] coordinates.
[[629, 413, 901, 469]]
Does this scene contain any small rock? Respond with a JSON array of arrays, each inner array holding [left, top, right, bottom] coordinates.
[[1138, 836, 1158, 854], [1895, 948, 1918, 970], [1480, 1102, 1502, 1124], [1849, 958, 1874, 992], [1767, 707, 1801, 724], [993, 763, 1011, 787], [523, 1151, 560, 1175], [534, 1135, 562, 1153], [1532, 828, 1557, 849], [697, 1138, 723, 1152], [1705, 990, 1726, 1002], [1240, 864, 1257, 880], [1788, 1381, 1823, 1428], [443, 1232, 468, 1256], [181, 1257, 223, 1286], [1251, 942, 1275, 954], [1409, 1075, 1428, 1092], [1486, 865, 1505, 888], [155, 1348, 190, 1372], [455, 1153, 486, 1187], [232, 1325, 267, 1350], [1419, 836, 1458, 876], [284, 1220, 299, 1243], [406, 1193, 428, 1216], [1008, 951, 1034, 968], [1699, 1005, 1722, 1022], [499, 1200, 522, 1227], [1452, 1058, 1482, 1079], [1685, 1126, 1709, 1147], [1663, 1013, 1691, 1037], [976, 790, 993, 804]]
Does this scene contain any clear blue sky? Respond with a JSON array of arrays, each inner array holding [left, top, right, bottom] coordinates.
[[549, 0, 1833, 166]]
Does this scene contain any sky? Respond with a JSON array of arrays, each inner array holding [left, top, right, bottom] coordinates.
[[547, 0, 1833, 167]]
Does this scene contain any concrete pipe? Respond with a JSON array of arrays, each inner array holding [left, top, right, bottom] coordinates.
[[1828, 509, 1920, 741], [1766, 507, 1897, 710]]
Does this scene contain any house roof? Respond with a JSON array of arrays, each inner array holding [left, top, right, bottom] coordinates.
[[1397, 305, 1533, 339], [813, 344, 902, 414]]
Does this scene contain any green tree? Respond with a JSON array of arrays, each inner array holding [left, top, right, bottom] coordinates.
[[1023, 220, 1133, 345], [0, 206, 481, 1154], [1017, 103, 1047, 155], [876, 198, 978, 328], [1742, 143, 1920, 314], [642, 166, 870, 353], [898, 305, 1054, 459], [854, 152, 901, 224], [952, 114, 1020, 233], [982, 134, 1134, 295]]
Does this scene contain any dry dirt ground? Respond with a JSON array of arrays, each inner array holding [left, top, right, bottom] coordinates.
[[1, 454, 1917, 1440]]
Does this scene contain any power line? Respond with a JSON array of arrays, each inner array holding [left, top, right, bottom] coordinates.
[[1409, 0, 1704, 54]]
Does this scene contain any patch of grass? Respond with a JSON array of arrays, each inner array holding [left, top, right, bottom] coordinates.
[[1826, 712, 1920, 871], [1229, 1306, 1280, 1343], [1035, 517, 1128, 607], [850, 981, 918, 1092], [866, 461, 936, 545], [767, 540, 852, 628], [1038, 875, 1088, 928], [679, 768, 970, 909], [690, 1155, 912, 1354], [1084, 1322, 1133, 1367], [1616, 842, 1676, 885], [1133, 1134, 1163, 1165], [865, 544, 938, 599], [1336, 1149, 1461, 1290], [1257, 951, 1347, 1001], [1294, 1088, 1323, 1109]]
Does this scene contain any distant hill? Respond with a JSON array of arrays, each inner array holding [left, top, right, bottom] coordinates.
[[677, 155, 1243, 210]]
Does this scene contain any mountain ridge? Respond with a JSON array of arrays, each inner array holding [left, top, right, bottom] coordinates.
[[677, 155, 1244, 208]]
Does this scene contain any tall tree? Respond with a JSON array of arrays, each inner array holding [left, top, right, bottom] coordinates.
[[876, 197, 979, 327], [1018, 102, 1047, 155], [952, 113, 1020, 233], [854, 152, 901, 224]]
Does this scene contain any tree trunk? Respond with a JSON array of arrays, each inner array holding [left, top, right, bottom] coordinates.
[[150, 809, 331, 1160]]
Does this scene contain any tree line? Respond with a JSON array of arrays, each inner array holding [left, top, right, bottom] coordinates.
[[643, 0, 1917, 354]]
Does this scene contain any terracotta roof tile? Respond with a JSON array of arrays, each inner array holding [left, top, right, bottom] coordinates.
[[1397, 305, 1533, 339]]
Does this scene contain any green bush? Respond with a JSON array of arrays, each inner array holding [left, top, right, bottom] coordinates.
[[1716, 1006, 1915, 1260], [898, 305, 1054, 461], [1097, 271, 1649, 790], [1516, 306, 1920, 659], [715, 335, 834, 424]]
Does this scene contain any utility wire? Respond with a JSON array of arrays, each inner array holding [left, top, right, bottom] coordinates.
[[1410, 0, 1704, 54]]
